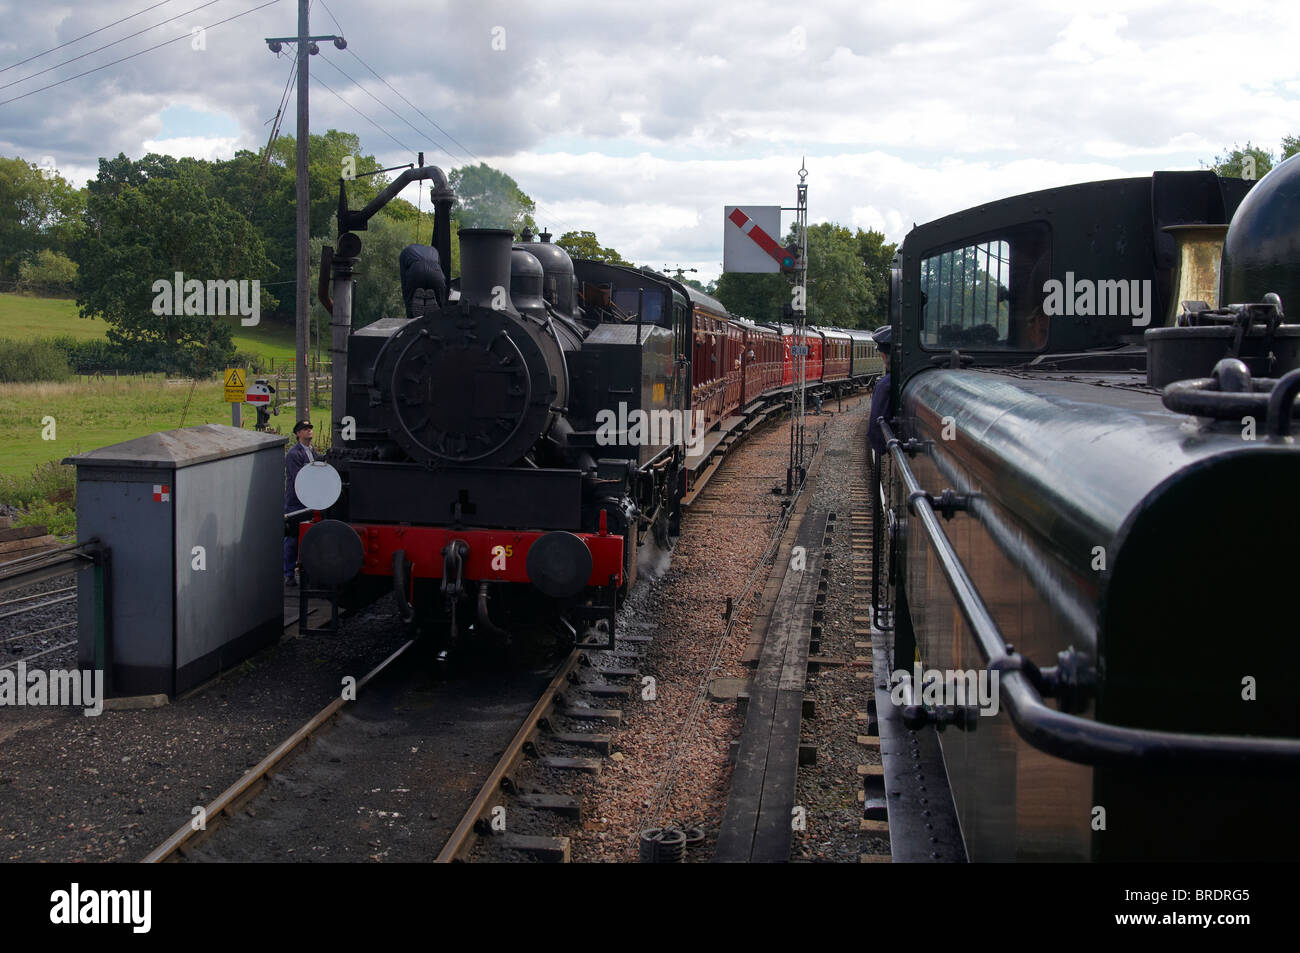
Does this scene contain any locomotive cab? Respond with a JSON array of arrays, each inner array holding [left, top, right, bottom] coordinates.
[[874, 166, 1300, 861]]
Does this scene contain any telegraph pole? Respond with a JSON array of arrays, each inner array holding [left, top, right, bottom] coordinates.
[[294, 0, 308, 419], [265, 5, 344, 425]]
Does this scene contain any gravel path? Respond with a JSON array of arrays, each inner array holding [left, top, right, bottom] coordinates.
[[542, 394, 872, 862]]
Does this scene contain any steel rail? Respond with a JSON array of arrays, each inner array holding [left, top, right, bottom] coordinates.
[[435, 648, 584, 863], [0, 621, 75, 646], [0, 594, 75, 622], [141, 638, 415, 862], [0, 640, 75, 669], [0, 585, 75, 610]]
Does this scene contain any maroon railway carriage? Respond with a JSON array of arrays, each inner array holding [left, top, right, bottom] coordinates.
[[734, 317, 782, 404], [820, 327, 852, 386], [778, 323, 826, 387]]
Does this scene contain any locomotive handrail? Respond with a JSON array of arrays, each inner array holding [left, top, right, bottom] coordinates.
[[880, 419, 1300, 771]]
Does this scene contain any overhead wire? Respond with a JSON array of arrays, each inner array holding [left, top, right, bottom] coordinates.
[[315, 0, 343, 35], [0, 0, 177, 74], [0, 0, 224, 93], [0, 0, 283, 108], [344, 48, 475, 163], [336, 48, 580, 235], [310, 2, 579, 234], [311, 73, 414, 156], [315, 54, 452, 163]]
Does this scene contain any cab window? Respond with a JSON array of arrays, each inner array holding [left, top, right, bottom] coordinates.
[[920, 222, 1050, 350]]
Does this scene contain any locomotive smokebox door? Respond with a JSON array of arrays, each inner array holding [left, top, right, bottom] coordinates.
[[526, 531, 594, 598]]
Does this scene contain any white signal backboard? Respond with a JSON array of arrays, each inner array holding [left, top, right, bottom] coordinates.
[[723, 205, 782, 274]]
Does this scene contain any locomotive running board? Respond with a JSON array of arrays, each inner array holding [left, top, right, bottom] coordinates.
[[871, 626, 967, 862]]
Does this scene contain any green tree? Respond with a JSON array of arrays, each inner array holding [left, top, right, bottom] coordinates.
[[0, 156, 85, 281], [556, 229, 628, 264], [76, 161, 272, 374], [310, 210, 415, 336], [677, 276, 716, 295], [210, 131, 389, 324], [17, 250, 77, 295], [1209, 141, 1277, 179], [712, 271, 789, 323], [449, 162, 536, 234], [856, 228, 898, 328], [263, 130, 388, 237], [805, 222, 873, 328], [85, 152, 184, 196], [1204, 135, 1300, 179]]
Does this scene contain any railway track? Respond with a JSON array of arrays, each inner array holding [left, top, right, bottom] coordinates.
[[0, 574, 78, 673], [437, 634, 648, 862], [143, 637, 416, 862], [140, 628, 641, 863], [132, 397, 862, 864]]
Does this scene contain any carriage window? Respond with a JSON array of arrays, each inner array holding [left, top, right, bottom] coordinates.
[[920, 222, 1050, 351]]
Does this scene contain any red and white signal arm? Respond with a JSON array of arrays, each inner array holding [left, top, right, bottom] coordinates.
[[724, 205, 783, 274], [245, 379, 275, 405]]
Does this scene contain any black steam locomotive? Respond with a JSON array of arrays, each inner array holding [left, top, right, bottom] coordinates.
[[297, 167, 695, 648], [872, 160, 1300, 860]]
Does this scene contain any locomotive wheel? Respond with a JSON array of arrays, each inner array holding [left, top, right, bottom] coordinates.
[[652, 503, 676, 551]]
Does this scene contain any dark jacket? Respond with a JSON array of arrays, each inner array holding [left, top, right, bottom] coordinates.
[[285, 442, 321, 511], [867, 373, 893, 457]]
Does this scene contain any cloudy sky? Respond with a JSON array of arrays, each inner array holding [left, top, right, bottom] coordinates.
[[0, 0, 1296, 280]]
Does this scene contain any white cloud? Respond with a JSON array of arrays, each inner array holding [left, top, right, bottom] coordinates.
[[140, 136, 244, 162], [0, 0, 1295, 282], [1050, 13, 1137, 63]]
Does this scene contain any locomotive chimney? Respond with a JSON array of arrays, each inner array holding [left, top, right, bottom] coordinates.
[[459, 228, 517, 311]]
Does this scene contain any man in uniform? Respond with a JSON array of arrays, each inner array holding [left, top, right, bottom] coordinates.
[[284, 420, 322, 586]]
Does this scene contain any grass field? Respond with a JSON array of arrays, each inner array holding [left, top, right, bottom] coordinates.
[[0, 292, 302, 366], [0, 377, 330, 479], [0, 294, 332, 531]]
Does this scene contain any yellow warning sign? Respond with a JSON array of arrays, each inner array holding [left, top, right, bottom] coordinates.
[[223, 368, 246, 403]]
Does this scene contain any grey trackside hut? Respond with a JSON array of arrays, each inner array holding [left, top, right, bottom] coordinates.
[[67, 425, 285, 697]]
